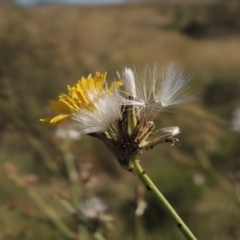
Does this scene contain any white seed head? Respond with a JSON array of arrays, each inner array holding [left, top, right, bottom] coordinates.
[[122, 68, 136, 98], [157, 126, 180, 138], [156, 63, 196, 107], [121, 63, 196, 114]]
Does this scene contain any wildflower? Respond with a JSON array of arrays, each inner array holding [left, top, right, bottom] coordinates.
[[40, 72, 122, 135], [41, 64, 195, 170]]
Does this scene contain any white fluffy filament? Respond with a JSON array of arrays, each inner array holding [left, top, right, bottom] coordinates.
[[72, 91, 121, 135], [121, 63, 196, 113]]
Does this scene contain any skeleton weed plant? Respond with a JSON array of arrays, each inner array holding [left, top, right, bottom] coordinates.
[[41, 63, 197, 240]]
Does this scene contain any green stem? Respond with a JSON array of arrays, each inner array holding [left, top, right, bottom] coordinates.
[[131, 159, 197, 240], [134, 216, 144, 240], [93, 232, 107, 240]]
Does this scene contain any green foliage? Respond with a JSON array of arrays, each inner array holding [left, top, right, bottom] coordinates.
[[163, 2, 240, 38]]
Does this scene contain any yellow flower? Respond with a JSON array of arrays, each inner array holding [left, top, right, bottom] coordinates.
[[41, 64, 196, 170], [40, 72, 123, 130]]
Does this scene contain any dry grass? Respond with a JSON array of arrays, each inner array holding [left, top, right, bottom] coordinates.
[[0, 2, 240, 240]]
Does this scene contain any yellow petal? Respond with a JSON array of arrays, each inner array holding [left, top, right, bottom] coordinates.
[[39, 118, 52, 125], [50, 100, 72, 114], [94, 72, 106, 90], [49, 114, 69, 125], [108, 80, 123, 92]]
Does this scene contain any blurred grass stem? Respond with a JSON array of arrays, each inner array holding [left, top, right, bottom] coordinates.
[[61, 136, 81, 207], [134, 216, 145, 240], [9, 173, 76, 239], [196, 149, 240, 207], [1, 103, 59, 174], [132, 159, 197, 240], [61, 136, 83, 239]]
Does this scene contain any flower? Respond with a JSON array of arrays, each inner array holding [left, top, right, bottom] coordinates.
[[121, 63, 196, 114], [40, 72, 122, 136], [41, 64, 196, 170]]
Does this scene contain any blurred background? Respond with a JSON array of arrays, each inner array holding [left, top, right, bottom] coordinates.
[[1, 0, 240, 239]]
